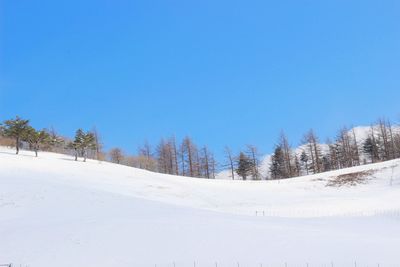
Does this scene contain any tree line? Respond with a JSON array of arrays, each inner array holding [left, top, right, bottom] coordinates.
[[266, 119, 400, 180], [0, 116, 218, 178], [1, 116, 400, 180], [109, 136, 218, 179], [0, 116, 99, 162]]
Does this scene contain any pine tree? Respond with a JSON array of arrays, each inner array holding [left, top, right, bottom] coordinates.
[[270, 146, 286, 179], [236, 152, 252, 180], [2, 116, 30, 154], [322, 155, 332, 172], [48, 127, 65, 153], [67, 141, 80, 161], [23, 127, 51, 157], [80, 131, 96, 162], [300, 150, 309, 175], [363, 136, 380, 163], [69, 129, 96, 162]]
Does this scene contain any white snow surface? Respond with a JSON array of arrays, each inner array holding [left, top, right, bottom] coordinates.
[[1, 147, 400, 267]]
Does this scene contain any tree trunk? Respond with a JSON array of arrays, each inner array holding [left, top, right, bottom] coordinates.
[[225, 147, 235, 180], [16, 137, 20, 154]]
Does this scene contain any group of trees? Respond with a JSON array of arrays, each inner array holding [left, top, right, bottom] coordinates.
[[0, 117, 217, 179], [0, 116, 97, 161], [268, 130, 324, 179], [108, 136, 218, 179], [268, 118, 400, 180], [228, 145, 261, 180], [0, 117, 52, 156], [67, 129, 97, 162], [2, 115, 400, 181]]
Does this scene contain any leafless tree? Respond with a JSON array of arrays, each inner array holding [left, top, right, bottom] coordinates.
[[224, 146, 236, 180], [109, 147, 124, 164]]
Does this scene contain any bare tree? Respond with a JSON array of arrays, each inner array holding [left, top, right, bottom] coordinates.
[[200, 146, 211, 178], [170, 136, 180, 175], [302, 129, 322, 174], [279, 132, 294, 177], [109, 147, 124, 164], [246, 145, 261, 180], [181, 137, 198, 177], [92, 126, 104, 161], [224, 146, 236, 180]]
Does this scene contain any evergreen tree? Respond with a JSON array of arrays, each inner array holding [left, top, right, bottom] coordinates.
[[363, 136, 380, 163], [69, 129, 96, 162], [270, 146, 286, 179], [67, 141, 80, 161], [48, 128, 65, 153], [300, 151, 309, 175], [23, 127, 51, 157], [322, 155, 332, 172], [80, 131, 96, 162], [236, 152, 252, 180], [2, 116, 30, 154]]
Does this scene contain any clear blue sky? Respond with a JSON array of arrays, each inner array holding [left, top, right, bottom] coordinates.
[[1, 0, 400, 160]]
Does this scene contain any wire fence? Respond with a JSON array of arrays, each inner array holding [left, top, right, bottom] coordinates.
[[5, 260, 398, 267], [150, 261, 395, 267], [254, 208, 400, 219]]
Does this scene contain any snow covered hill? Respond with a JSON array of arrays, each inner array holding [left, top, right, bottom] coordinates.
[[1, 146, 400, 267]]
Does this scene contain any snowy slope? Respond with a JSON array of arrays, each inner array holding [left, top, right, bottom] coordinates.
[[1, 147, 400, 267]]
